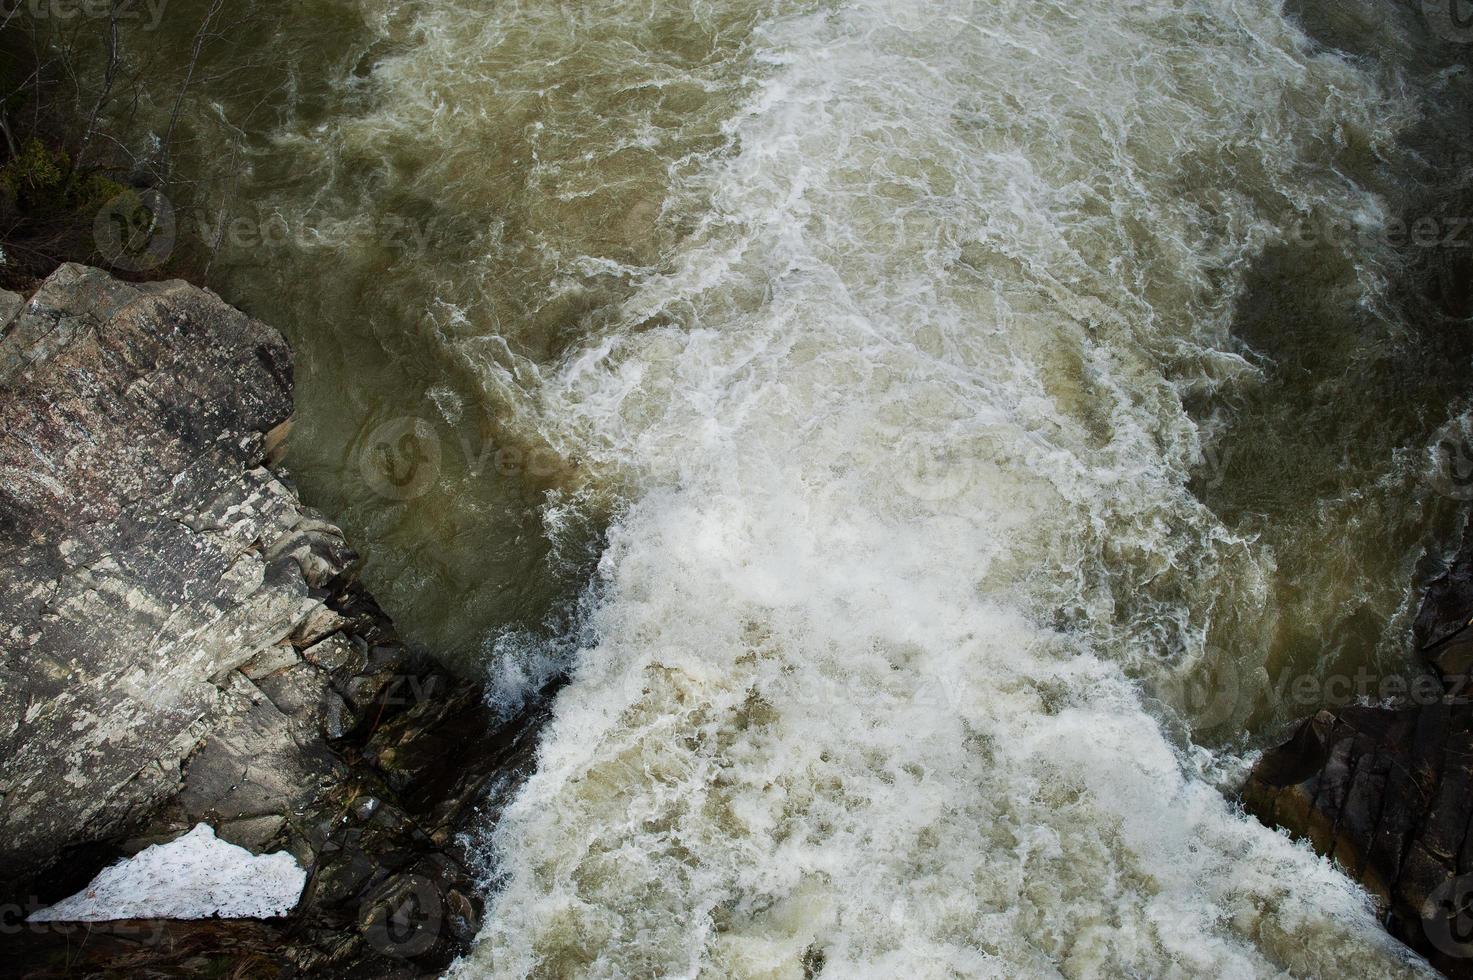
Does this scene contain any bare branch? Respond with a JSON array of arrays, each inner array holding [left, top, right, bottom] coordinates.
[[0, 110, 17, 161], [71, 0, 123, 177], [160, 0, 228, 182]]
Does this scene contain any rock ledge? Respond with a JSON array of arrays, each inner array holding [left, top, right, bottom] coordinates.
[[0, 265, 541, 977]]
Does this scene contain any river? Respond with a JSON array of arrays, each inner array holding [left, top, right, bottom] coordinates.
[[107, 0, 1473, 974]]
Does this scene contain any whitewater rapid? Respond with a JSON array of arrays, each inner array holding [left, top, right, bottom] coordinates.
[[416, 0, 1445, 976]]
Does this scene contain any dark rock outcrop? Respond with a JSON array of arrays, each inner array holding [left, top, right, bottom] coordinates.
[[1245, 518, 1473, 978], [0, 265, 545, 977], [1415, 519, 1473, 691]]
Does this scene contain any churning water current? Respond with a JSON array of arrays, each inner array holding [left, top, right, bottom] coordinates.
[[119, 0, 1473, 974]]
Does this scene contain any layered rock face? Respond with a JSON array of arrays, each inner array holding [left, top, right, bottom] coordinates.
[[0, 266, 542, 976], [1245, 520, 1473, 978], [0, 264, 304, 886]]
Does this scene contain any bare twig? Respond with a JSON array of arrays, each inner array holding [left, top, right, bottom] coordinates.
[[0, 109, 18, 160], [159, 0, 227, 182], [71, 0, 123, 177]]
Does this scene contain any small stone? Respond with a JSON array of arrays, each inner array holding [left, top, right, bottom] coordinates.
[[262, 417, 294, 467], [323, 691, 354, 741], [303, 633, 364, 675], [291, 605, 349, 650], [217, 815, 287, 853], [445, 889, 478, 941], [353, 797, 380, 822]]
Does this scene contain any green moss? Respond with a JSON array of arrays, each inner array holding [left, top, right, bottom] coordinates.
[[0, 139, 123, 215], [0, 137, 145, 286], [75, 172, 126, 210], [0, 139, 68, 198]]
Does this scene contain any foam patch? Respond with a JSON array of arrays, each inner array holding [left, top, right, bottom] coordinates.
[[30, 824, 306, 922]]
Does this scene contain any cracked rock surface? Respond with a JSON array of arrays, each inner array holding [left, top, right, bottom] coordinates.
[[0, 265, 546, 977], [0, 263, 306, 885]]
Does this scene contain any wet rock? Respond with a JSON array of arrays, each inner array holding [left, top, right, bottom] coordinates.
[[1245, 518, 1473, 978], [1416, 518, 1473, 690], [0, 265, 552, 977]]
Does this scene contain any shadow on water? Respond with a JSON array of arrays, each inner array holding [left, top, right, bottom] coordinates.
[[1189, 0, 1473, 739]]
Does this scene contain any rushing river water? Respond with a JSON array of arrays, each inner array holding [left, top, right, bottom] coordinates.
[[77, 0, 1473, 974]]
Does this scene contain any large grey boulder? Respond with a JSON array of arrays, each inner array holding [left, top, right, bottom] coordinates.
[[0, 265, 549, 975], [0, 263, 319, 887]]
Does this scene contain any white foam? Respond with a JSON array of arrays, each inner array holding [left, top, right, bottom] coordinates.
[[29, 824, 306, 922], [430, 0, 1439, 975]]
